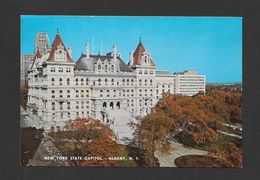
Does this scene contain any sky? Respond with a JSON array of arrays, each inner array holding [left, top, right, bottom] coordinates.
[[21, 16, 242, 83]]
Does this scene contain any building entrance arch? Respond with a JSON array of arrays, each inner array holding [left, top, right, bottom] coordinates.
[[110, 102, 114, 109], [116, 101, 120, 109]]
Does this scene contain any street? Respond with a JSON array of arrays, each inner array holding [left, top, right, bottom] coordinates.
[[155, 141, 208, 167]]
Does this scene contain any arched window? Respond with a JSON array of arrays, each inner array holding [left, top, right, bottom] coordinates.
[[81, 78, 84, 85], [67, 78, 70, 85], [116, 102, 120, 109], [75, 78, 78, 85], [67, 102, 71, 110], [67, 90, 70, 98], [86, 78, 89, 85], [52, 102, 55, 110], [110, 102, 114, 109], [111, 65, 114, 71], [51, 78, 55, 85], [59, 90, 63, 98], [59, 78, 62, 85], [111, 79, 114, 85], [98, 65, 101, 70], [103, 102, 107, 108], [98, 78, 101, 85], [150, 79, 152, 85], [51, 90, 55, 98], [59, 102, 63, 110], [81, 90, 84, 97], [76, 90, 79, 98]]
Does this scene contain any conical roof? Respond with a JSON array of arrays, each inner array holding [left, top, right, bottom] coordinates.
[[47, 33, 72, 62], [133, 41, 145, 65]]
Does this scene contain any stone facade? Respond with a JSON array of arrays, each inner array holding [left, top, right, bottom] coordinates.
[[20, 54, 34, 85], [26, 32, 205, 136]]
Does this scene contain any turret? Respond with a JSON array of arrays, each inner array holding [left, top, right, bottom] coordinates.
[[129, 51, 134, 65], [86, 42, 90, 59], [67, 47, 72, 57], [112, 45, 117, 61]]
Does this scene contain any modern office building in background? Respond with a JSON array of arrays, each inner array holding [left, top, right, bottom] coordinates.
[[20, 32, 49, 85], [23, 31, 205, 141]]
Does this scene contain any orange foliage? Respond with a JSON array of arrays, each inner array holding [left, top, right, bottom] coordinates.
[[132, 110, 177, 166], [133, 90, 242, 166], [64, 118, 117, 167], [209, 142, 242, 167], [20, 84, 28, 109]]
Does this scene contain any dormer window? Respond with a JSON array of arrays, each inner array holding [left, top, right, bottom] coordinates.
[[55, 44, 66, 61]]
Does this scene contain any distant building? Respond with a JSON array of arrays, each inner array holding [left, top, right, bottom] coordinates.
[[20, 54, 34, 85], [174, 70, 206, 96], [26, 31, 206, 141], [34, 32, 49, 55], [20, 32, 49, 85], [206, 83, 242, 93]]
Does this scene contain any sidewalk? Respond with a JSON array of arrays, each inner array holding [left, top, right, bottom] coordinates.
[[155, 141, 208, 167]]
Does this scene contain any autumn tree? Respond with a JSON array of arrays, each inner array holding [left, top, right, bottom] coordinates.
[[20, 84, 28, 109], [63, 118, 118, 167], [208, 141, 242, 167], [132, 90, 242, 167], [206, 90, 242, 124], [131, 109, 178, 167], [156, 93, 218, 148]]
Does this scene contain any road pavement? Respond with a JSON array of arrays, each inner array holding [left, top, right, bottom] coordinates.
[[155, 141, 208, 167]]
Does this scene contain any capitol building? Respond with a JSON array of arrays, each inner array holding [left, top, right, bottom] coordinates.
[[23, 31, 205, 141]]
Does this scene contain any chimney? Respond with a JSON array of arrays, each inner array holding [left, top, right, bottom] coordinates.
[[112, 45, 117, 60], [86, 43, 90, 59], [67, 47, 72, 57], [130, 51, 134, 65]]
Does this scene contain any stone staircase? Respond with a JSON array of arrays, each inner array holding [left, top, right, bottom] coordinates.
[[107, 108, 136, 145]]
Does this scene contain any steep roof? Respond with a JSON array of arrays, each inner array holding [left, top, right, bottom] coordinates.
[[47, 33, 73, 62], [30, 49, 42, 69], [133, 42, 145, 65], [132, 40, 155, 66]]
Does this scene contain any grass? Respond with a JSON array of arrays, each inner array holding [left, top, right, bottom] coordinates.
[[175, 155, 220, 168], [114, 145, 139, 167]]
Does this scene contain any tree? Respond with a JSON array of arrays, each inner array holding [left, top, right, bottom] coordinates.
[[131, 90, 242, 167], [131, 109, 178, 167], [63, 118, 118, 167], [20, 84, 28, 109], [209, 142, 242, 167], [156, 93, 218, 147]]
